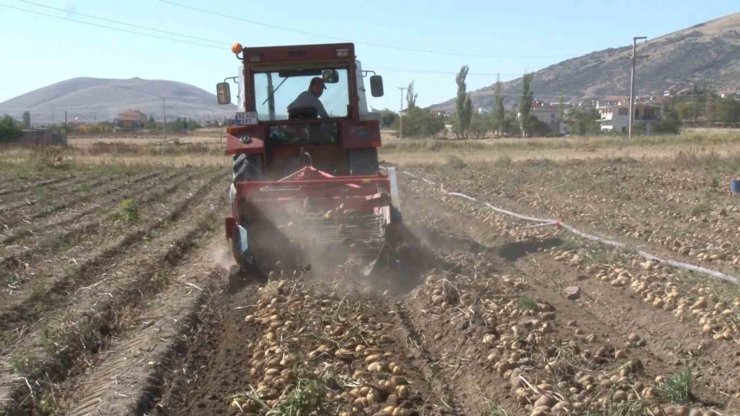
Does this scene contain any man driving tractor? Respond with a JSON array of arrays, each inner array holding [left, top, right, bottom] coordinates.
[[287, 77, 330, 119]]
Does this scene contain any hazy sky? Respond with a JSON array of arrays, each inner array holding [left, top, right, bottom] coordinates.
[[0, 0, 736, 110]]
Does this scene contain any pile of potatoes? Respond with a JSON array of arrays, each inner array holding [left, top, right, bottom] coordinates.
[[545, 247, 739, 342], [232, 279, 421, 415]]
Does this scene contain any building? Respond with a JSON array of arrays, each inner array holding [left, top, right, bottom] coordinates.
[[598, 103, 662, 133], [521, 100, 566, 135], [595, 96, 629, 108], [114, 110, 148, 129]]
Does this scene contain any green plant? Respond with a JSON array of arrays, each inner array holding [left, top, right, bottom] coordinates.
[[518, 296, 537, 310], [493, 155, 512, 167], [269, 378, 326, 416], [455, 65, 472, 139], [72, 183, 91, 194], [117, 198, 139, 222], [491, 75, 506, 137], [657, 367, 694, 403], [445, 155, 467, 170], [0, 115, 23, 143], [487, 404, 508, 416], [519, 73, 535, 137]]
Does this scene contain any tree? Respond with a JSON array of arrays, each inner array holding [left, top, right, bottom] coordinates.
[[464, 95, 472, 135], [379, 109, 398, 128], [22, 111, 31, 128], [653, 106, 681, 134], [565, 108, 601, 135], [145, 115, 156, 129], [491, 74, 505, 137], [518, 73, 534, 137], [504, 108, 520, 137], [0, 115, 23, 143], [406, 81, 418, 110], [715, 97, 740, 127], [455, 65, 472, 139], [705, 90, 714, 127], [468, 112, 490, 139]]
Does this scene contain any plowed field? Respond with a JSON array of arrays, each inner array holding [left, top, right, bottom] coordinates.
[[0, 149, 737, 416]]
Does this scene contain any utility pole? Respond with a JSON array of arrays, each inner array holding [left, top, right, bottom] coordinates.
[[691, 85, 696, 127], [398, 87, 405, 139], [628, 36, 647, 140], [162, 96, 167, 140]]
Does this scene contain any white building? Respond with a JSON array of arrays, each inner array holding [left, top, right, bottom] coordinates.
[[598, 103, 662, 133]]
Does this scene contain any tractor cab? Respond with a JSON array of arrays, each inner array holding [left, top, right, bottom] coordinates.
[[217, 43, 384, 180]]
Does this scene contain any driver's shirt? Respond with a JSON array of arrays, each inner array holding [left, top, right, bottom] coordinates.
[[288, 91, 330, 118]]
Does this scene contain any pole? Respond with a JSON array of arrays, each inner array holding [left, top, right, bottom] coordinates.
[[628, 36, 646, 140], [691, 85, 697, 127], [162, 97, 166, 140], [398, 87, 405, 139]]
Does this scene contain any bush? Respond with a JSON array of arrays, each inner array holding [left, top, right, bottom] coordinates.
[[652, 118, 681, 134], [653, 107, 681, 134], [0, 115, 23, 143], [379, 109, 398, 128], [527, 116, 554, 137], [396, 107, 445, 138]]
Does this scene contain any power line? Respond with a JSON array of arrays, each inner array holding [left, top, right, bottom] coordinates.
[[0, 3, 222, 50], [3, 1, 646, 101], [0, 3, 530, 84], [17, 0, 223, 45], [373, 65, 523, 77], [159, 0, 579, 60]]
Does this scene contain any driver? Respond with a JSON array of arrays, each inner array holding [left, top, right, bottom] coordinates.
[[287, 77, 330, 119]]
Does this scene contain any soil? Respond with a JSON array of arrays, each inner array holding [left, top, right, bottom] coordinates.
[[0, 157, 737, 416]]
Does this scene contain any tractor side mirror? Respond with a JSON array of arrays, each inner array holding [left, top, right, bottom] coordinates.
[[370, 75, 384, 97], [216, 82, 231, 105], [322, 69, 339, 84]]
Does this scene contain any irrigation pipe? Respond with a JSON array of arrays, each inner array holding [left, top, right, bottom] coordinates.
[[400, 171, 739, 285]]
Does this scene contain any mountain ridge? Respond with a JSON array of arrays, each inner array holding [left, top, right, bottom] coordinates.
[[431, 13, 740, 112], [0, 77, 235, 124]]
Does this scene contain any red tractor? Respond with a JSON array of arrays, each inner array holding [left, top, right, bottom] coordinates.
[[217, 42, 403, 276]]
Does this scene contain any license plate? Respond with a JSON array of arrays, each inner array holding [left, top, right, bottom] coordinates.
[[234, 111, 258, 126]]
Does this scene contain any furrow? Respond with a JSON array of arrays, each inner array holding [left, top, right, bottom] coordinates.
[[0, 184, 225, 414], [0, 171, 226, 331]]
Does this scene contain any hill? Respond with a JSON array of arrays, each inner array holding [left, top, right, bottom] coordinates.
[[0, 77, 236, 124], [432, 13, 740, 112]]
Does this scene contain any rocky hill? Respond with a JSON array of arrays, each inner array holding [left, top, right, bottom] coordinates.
[[432, 13, 740, 112], [0, 77, 236, 124]]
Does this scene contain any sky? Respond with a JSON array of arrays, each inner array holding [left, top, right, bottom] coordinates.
[[0, 0, 737, 111]]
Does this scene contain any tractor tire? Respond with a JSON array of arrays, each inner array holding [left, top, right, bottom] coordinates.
[[233, 153, 263, 181]]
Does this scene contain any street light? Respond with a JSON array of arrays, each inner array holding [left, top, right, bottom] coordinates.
[[113, 85, 167, 139], [628, 36, 647, 140]]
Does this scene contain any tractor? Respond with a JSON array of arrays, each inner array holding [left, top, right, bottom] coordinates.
[[217, 42, 403, 277]]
